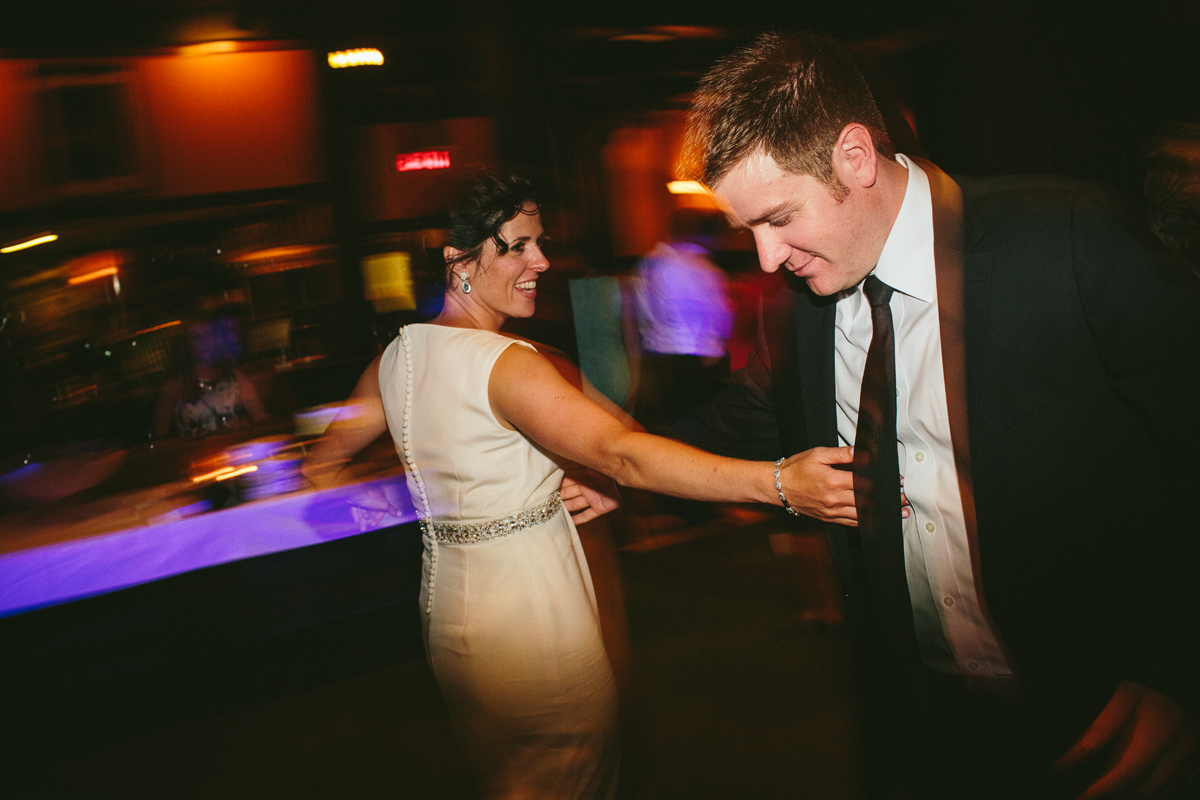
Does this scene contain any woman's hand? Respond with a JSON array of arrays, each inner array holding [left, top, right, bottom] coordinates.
[[777, 447, 858, 525], [300, 356, 388, 491], [347, 482, 404, 532], [560, 468, 621, 525], [777, 448, 913, 525]]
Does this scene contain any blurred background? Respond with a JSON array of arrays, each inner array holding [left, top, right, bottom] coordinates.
[[1, 0, 1198, 465], [0, 1, 1197, 797]]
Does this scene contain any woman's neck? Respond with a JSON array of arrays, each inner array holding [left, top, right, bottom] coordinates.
[[432, 290, 504, 332]]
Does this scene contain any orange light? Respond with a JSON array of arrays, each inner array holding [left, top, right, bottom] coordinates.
[[192, 466, 235, 483], [608, 33, 674, 43], [135, 320, 183, 335], [1, 233, 57, 253], [327, 48, 384, 68], [67, 267, 119, 285], [215, 465, 258, 481], [396, 150, 451, 172], [178, 41, 239, 57], [667, 181, 708, 195]]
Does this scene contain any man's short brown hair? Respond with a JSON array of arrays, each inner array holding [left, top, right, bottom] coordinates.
[[682, 32, 894, 199]]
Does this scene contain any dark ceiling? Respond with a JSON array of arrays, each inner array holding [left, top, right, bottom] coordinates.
[[3, 0, 1198, 193]]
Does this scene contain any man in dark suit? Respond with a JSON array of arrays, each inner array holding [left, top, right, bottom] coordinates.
[[678, 32, 1200, 798]]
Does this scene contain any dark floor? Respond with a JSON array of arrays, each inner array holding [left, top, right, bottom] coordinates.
[[4, 521, 864, 799]]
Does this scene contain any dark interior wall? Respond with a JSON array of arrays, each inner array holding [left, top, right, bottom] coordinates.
[[868, 2, 1200, 196]]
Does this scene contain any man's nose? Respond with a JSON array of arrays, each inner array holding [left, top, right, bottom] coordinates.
[[755, 232, 789, 273]]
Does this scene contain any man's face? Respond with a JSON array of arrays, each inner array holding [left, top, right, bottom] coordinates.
[[712, 151, 878, 296]]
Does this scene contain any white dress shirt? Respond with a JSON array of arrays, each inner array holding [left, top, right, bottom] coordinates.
[[833, 154, 1014, 679]]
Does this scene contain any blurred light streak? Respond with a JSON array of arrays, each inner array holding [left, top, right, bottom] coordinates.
[[178, 41, 239, 57], [67, 267, 119, 285], [215, 465, 258, 481], [2, 234, 57, 253], [648, 26, 724, 39], [193, 466, 235, 483], [609, 33, 674, 42], [396, 150, 450, 171], [52, 383, 99, 404], [136, 320, 183, 335], [327, 48, 384, 68], [667, 181, 708, 195]]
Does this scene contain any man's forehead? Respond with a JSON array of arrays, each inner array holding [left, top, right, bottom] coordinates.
[[712, 154, 814, 224], [720, 146, 806, 184]]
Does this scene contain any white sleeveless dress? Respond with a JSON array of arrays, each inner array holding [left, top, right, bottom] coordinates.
[[378, 324, 619, 800]]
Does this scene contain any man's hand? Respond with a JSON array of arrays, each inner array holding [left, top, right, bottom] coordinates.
[[777, 446, 859, 525], [1055, 680, 1200, 798], [561, 468, 621, 525]]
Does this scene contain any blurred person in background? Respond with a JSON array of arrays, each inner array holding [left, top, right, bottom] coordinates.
[[152, 314, 267, 439], [626, 207, 734, 528], [679, 31, 1200, 799], [302, 172, 813, 800], [629, 207, 733, 434]]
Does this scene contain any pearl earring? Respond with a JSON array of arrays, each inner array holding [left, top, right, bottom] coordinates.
[[459, 271, 472, 294]]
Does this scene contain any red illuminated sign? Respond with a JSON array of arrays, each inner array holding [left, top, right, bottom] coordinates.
[[395, 151, 451, 172]]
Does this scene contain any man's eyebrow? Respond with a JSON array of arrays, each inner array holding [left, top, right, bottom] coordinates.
[[746, 201, 796, 227]]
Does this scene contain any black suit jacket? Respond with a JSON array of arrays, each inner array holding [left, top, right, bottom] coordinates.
[[681, 166, 1200, 749]]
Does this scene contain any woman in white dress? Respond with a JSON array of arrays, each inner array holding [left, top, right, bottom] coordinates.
[[304, 174, 806, 799]]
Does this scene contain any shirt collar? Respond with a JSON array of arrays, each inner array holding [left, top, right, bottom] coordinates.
[[871, 153, 936, 304]]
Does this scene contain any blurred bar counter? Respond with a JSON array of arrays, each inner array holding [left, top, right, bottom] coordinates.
[[0, 453, 416, 617], [0, 435, 426, 770]]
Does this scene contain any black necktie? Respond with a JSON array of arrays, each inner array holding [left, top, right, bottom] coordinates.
[[853, 275, 920, 663]]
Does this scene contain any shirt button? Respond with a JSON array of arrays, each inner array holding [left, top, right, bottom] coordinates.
[[896, 388, 900, 398], [942, 596, 955, 607], [914, 452, 925, 462], [967, 660, 980, 671], [925, 522, 936, 533]]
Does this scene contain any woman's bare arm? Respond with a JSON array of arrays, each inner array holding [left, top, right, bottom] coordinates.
[[510, 339, 643, 433], [300, 355, 389, 490], [526, 344, 634, 522], [490, 344, 779, 506]]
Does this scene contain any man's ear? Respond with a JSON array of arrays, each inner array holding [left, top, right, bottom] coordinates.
[[833, 123, 879, 189]]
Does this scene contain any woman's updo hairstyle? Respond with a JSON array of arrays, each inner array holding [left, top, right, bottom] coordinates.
[[445, 172, 541, 271]]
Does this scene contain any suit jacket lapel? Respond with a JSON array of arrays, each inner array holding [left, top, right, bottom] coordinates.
[[918, 159, 1012, 660], [918, 158, 975, 519], [790, 286, 865, 622], [761, 272, 837, 452], [792, 287, 838, 448]]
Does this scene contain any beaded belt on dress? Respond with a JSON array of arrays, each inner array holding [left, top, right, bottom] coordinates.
[[429, 492, 562, 544]]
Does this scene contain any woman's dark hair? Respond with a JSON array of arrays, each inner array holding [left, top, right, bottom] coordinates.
[[445, 172, 541, 271]]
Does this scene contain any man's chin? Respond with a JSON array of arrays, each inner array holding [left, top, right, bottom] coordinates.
[[804, 276, 838, 296]]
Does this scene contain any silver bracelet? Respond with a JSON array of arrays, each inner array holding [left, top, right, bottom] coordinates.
[[774, 457, 801, 517]]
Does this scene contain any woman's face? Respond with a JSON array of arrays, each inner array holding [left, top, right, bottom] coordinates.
[[461, 204, 549, 325]]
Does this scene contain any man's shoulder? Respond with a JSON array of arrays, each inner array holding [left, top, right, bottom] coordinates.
[[953, 173, 1137, 238], [950, 172, 1181, 281], [954, 173, 1113, 209]]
